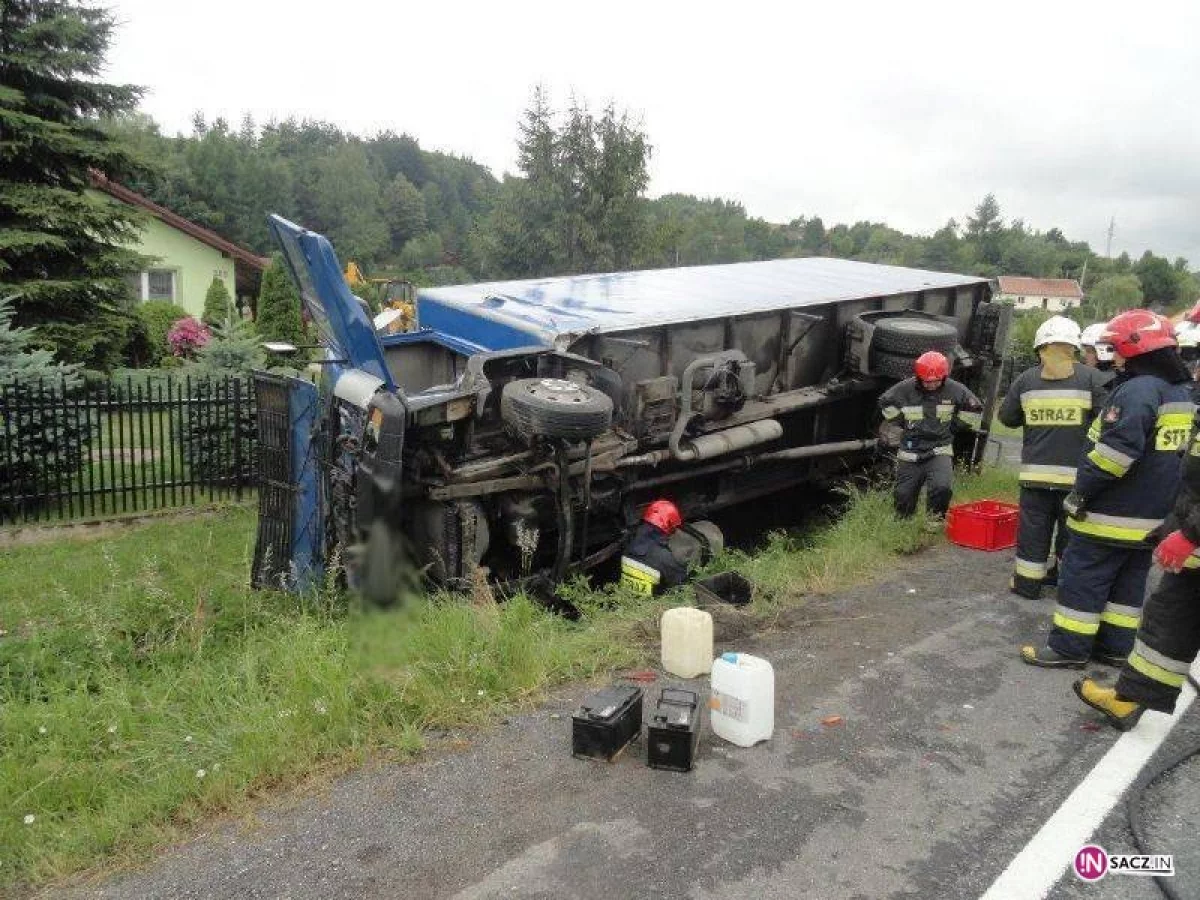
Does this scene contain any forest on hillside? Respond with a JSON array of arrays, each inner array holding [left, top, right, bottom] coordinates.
[[104, 94, 1199, 312]]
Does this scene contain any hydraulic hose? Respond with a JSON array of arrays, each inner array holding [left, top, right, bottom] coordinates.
[[1126, 673, 1200, 900]]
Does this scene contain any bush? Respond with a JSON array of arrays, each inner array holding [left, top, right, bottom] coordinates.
[[167, 317, 211, 359], [137, 301, 190, 360], [202, 276, 233, 329], [0, 297, 92, 517], [256, 254, 304, 347]]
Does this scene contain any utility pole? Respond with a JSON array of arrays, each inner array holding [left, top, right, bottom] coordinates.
[[1105, 217, 1116, 258]]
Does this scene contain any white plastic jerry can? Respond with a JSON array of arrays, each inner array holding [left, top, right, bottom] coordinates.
[[709, 652, 774, 746], [660, 607, 714, 678]]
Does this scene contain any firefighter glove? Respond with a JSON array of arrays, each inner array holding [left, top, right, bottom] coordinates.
[[1153, 529, 1198, 573], [1062, 491, 1087, 521]]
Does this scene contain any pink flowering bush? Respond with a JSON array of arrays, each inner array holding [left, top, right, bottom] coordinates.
[[167, 317, 211, 358]]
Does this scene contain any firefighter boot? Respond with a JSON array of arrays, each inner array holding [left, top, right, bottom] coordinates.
[[1020, 644, 1086, 668], [1073, 678, 1145, 731]]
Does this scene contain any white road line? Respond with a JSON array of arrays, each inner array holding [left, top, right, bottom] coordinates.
[[980, 662, 1199, 900]]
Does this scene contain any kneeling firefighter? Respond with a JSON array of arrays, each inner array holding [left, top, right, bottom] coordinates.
[[878, 351, 983, 524], [998, 316, 1110, 598], [620, 500, 688, 595], [1021, 310, 1194, 668], [1075, 408, 1200, 730]]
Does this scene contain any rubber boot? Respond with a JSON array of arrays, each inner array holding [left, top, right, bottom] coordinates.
[[1020, 644, 1086, 668], [1073, 678, 1145, 731]]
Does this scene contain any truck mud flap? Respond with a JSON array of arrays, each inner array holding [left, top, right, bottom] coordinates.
[[251, 371, 324, 592]]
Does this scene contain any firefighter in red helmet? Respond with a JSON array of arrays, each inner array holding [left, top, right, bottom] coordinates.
[[1021, 309, 1193, 669], [620, 499, 689, 595], [877, 351, 983, 527]]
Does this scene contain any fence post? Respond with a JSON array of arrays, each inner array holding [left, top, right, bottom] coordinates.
[[232, 377, 243, 502]]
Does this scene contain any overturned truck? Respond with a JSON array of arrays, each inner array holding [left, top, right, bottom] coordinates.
[[252, 216, 1010, 601]]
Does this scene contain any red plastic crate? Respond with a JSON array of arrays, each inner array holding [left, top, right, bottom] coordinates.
[[945, 500, 1019, 551]]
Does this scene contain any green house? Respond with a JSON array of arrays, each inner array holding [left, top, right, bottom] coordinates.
[[91, 173, 267, 318]]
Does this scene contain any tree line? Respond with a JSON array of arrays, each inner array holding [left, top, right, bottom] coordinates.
[[3, 0, 1197, 373]]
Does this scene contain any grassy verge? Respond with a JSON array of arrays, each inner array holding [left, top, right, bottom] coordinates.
[[0, 465, 1018, 892]]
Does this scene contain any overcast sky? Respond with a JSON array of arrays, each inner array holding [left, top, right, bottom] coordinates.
[[104, 0, 1200, 266]]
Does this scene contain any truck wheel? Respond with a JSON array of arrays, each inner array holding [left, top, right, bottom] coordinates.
[[871, 317, 958, 357], [871, 348, 921, 380], [501, 378, 613, 442]]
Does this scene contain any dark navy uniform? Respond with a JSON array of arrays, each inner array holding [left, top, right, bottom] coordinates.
[[998, 364, 1110, 596], [620, 522, 688, 595], [1114, 415, 1200, 712], [879, 377, 982, 517], [1049, 374, 1193, 659]]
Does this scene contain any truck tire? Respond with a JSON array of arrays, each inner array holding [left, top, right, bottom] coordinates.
[[871, 317, 958, 357], [501, 378, 614, 442], [871, 348, 921, 380]]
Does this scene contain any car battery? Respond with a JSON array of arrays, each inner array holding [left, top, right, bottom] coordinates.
[[571, 685, 644, 761], [646, 688, 701, 772]]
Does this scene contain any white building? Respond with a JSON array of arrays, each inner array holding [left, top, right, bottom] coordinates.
[[995, 276, 1083, 312]]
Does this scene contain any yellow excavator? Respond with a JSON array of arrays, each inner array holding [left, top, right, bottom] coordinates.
[[344, 261, 416, 333]]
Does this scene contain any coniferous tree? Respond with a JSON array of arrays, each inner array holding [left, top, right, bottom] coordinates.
[[255, 255, 304, 346], [0, 0, 146, 370], [201, 275, 232, 328]]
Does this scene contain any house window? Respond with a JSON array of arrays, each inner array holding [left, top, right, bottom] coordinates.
[[147, 269, 176, 302]]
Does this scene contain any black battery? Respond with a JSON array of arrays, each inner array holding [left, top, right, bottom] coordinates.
[[646, 688, 701, 772], [571, 685, 644, 761]]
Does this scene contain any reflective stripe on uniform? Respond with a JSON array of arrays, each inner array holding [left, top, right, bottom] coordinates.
[[620, 556, 660, 595], [881, 405, 901, 421], [1021, 389, 1092, 427], [1067, 512, 1163, 543], [1128, 638, 1190, 688], [1099, 602, 1141, 629], [1087, 442, 1134, 476], [936, 402, 955, 423], [933, 445, 953, 456], [897, 446, 953, 462], [1014, 557, 1048, 579], [1019, 464, 1077, 486], [1053, 604, 1100, 636], [1155, 403, 1194, 451], [900, 405, 925, 419]]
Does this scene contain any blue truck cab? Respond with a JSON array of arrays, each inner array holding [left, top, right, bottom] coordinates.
[[253, 215, 1009, 602]]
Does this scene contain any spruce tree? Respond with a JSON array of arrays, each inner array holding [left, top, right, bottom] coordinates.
[[254, 254, 304, 346], [0, 0, 145, 370], [201, 275, 232, 328]]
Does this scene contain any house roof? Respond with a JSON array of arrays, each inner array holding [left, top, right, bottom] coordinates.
[[996, 276, 1083, 299], [89, 171, 269, 272]]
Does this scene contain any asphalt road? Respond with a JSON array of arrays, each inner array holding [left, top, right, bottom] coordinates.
[[44, 544, 1200, 900]]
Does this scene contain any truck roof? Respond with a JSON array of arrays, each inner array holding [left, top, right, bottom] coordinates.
[[417, 257, 991, 348]]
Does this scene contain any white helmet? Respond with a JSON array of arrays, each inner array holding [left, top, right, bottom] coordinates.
[[1080, 323, 1115, 362], [1177, 322, 1200, 349], [1033, 315, 1081, 350]]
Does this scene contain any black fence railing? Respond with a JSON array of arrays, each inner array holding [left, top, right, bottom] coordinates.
[[0, 375, 257, 526]]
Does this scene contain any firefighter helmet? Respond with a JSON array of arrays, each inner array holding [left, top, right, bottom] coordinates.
[[914, 351, 950, 381], [1079, 323, 1115, 362], [1186, 300, 1200, 324], [642, 499, 682, 535], [1033, 315, 1081, 350], [1100, 309, 1177, 358]]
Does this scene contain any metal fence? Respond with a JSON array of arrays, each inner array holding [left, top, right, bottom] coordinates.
[[0, 375, 257, 526]]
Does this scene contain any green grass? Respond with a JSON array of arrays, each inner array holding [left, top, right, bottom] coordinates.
[[0, 464, 1019, 893]]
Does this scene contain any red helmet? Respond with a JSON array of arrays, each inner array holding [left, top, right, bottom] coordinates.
[[914, 351, 950, 381], [642, 499, 682, 534], [1186, 300, 1200, 324], [1100, 309, 1177, 358]]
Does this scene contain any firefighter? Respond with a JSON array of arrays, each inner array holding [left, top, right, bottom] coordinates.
[[878, 351, 983, 527], [998, 316, 1110, 599], [620, 500, 688, 595], [1073, 409, 1200, 730], [1079, 323, 1118, 385], [1176, 301, 1200, 400], [1021, 309, 1194, 668]]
